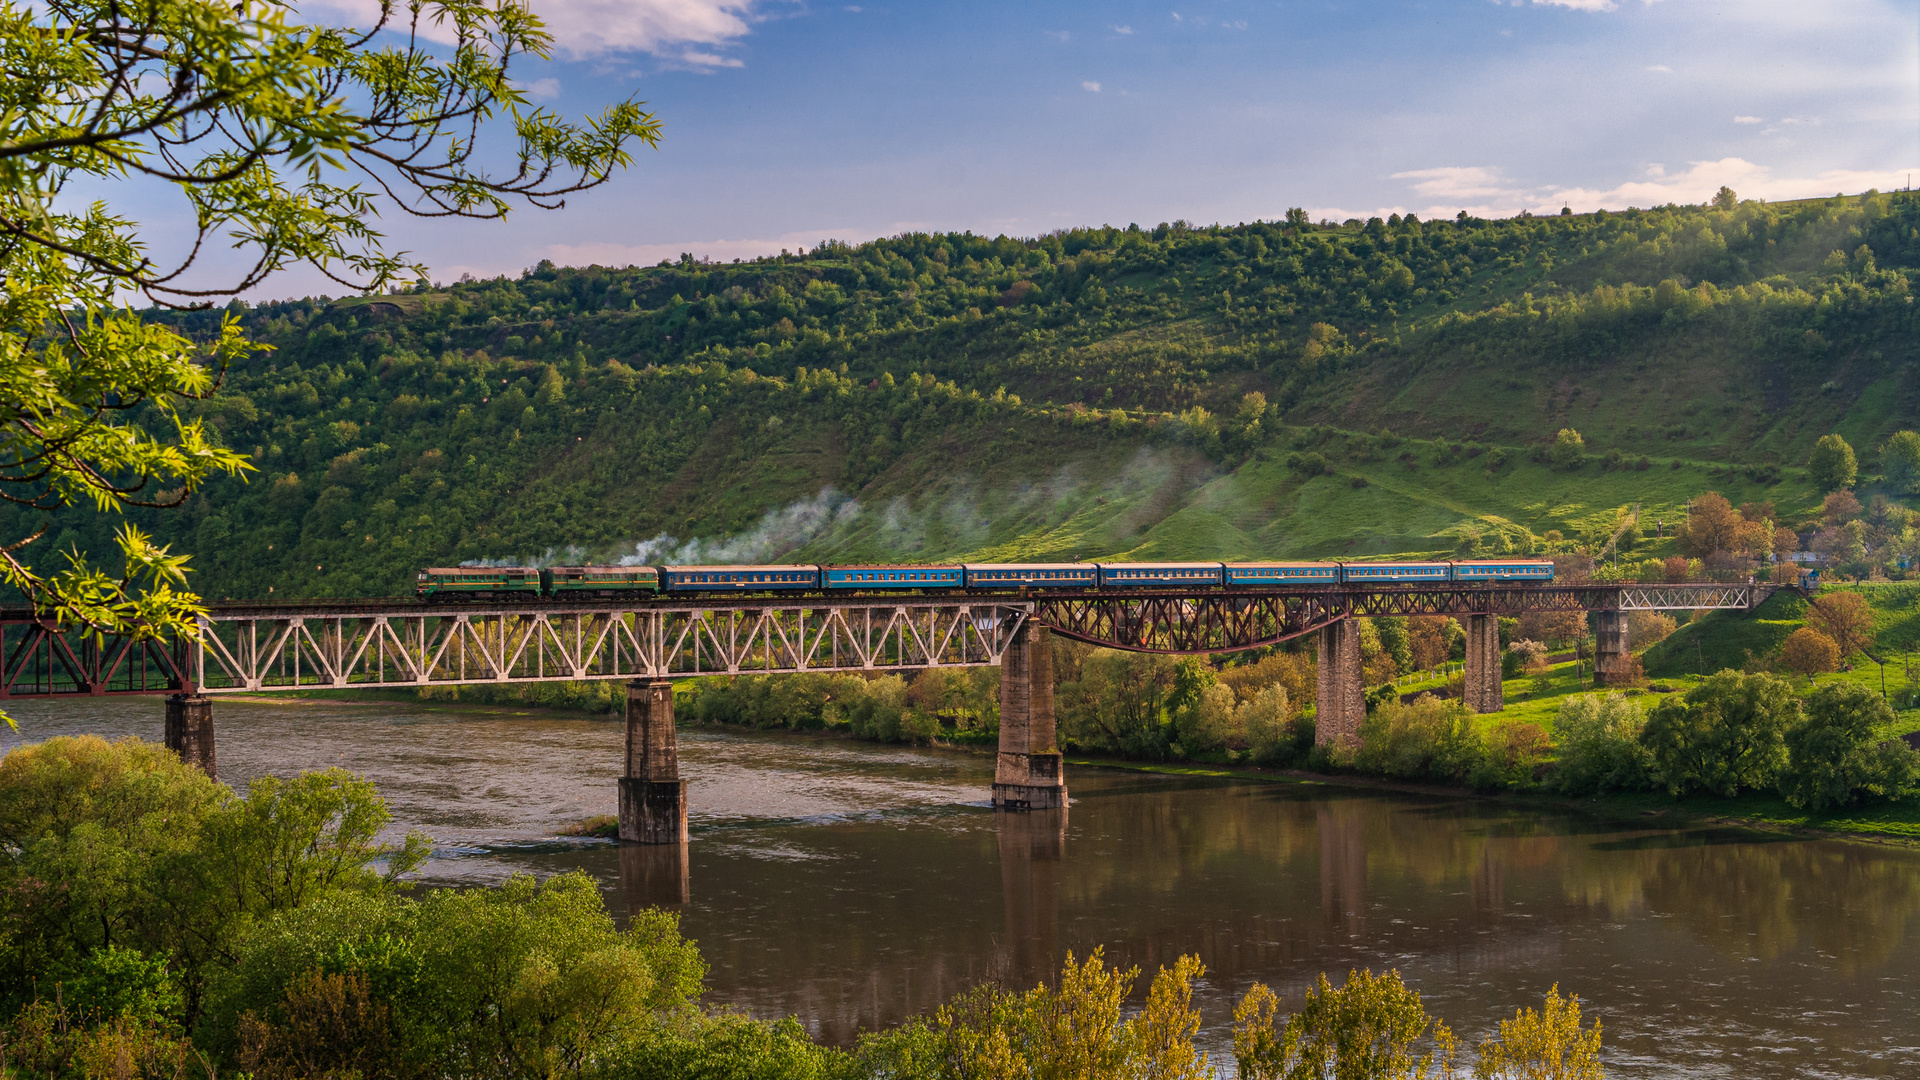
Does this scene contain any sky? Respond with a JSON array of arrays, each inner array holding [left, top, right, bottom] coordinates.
[[237, 0, 1920, 295]]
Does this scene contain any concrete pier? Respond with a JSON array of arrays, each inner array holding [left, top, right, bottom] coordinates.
[[1462, 614, 1504, 714], [1594, 611, 1632, 685], [619, 680, 688, 844], [1314, 620, 1364, 747], [993, 622, 1067, 810], [164, 694, 216, 778]]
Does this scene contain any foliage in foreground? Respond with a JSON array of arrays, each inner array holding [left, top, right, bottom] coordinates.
[[0, 0, 654, 686], [0, 736, 1621, 1079]]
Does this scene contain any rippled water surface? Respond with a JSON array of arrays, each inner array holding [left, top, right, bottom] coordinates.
[[8, 695, 1920, 1078]]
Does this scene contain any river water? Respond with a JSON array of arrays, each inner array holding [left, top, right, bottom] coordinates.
[[6, 695, 1920, 1078]]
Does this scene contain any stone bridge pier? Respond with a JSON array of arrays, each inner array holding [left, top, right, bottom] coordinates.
[[1314, 620, 1364, 747], [1463, 614, 1504, 714], [620, 680, 688, 844], [1594, 611, 1632, 685], [165, 694, 216, 778], [994, 622, 1067, 809]]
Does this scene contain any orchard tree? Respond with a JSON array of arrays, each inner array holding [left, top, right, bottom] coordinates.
[[0, 0, 658, 677], [1808, 434, 1858, 492]]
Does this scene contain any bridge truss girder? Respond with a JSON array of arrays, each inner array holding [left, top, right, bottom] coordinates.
[[0, 582, 1773, 698], [1036, 582, 1770, 654], [190, 601, 1032, 694]]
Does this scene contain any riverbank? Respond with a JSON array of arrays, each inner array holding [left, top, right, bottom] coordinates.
[[227, 686, 1920, 848]]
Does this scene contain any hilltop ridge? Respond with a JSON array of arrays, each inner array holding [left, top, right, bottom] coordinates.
[[16, 190, 1916, 599]]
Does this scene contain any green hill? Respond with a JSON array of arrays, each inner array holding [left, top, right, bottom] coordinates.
[[15, 189, 1918, 600]]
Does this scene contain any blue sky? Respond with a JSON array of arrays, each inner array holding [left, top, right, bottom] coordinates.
[[263, 0, 1919, 292]]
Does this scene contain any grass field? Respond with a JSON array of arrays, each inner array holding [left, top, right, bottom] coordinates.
[[772, 421, 1822, 565]]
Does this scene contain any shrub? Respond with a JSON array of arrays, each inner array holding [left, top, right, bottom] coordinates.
[[1780, 683, 1920, 811], [1234, 969, 1455, 1080], [1547, 428, 1585, 469], [1240, 685, 1309, 765], [1473, 722, 1552, 791], [1551, 694, 1655, 795], [1639, 671, 1797, 797], [1355, 695, 1485, 783]]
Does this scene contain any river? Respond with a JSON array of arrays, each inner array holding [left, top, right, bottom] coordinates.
[[6, 695, 1919, 1078]]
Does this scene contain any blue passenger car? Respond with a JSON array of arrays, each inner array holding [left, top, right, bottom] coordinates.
[[1097, 562, 1225, 588], [963, 564, 1099, 589], [1449, 559, 1554, 582], [1224, 562, 1341, 586], [661, 565, 820, 591], [822, 565, 963, 589], [1339, 561, 1450, 584]]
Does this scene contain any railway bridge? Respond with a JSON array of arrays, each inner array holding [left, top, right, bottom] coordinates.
[[0, 581, 1770, 843]]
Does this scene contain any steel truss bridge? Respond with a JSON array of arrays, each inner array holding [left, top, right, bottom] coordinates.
[[0, 582, 1770, 699]]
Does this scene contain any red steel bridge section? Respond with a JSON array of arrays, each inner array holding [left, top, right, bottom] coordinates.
[[0, 582, 1771, 699]]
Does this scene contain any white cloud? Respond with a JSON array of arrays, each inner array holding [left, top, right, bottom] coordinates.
[[1045, 29, 1071, 42], [1391, 166, 1518, 201], [1082, 80, 1102, 92], [1111, 24, 1134, 34], [1533, 0, 1619, 10], [1645, 64, 1672, 72], [524, 77, 563, 102], [1358, 158, 1920, 222], [304, 0, 769, 62], [1733, 115, 1763, 124]]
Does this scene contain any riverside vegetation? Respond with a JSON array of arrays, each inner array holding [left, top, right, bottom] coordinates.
[[0, 736, 1615, 1080]]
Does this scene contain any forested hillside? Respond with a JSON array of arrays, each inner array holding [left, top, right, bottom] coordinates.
[[21, 189, 1920, 600]]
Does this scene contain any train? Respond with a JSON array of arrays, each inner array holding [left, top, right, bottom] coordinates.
[[415, 559, 1553, 600]]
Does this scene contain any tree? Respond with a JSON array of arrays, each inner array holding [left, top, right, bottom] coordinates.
[[1548, 428, 1585, 469], [1552, 693, 1654, 795], [0, 0, 658, 678], [1677, 491, 1743, 557], [1780, 627, 1841, 677], [1822, 489, 1863, 526], [1639, 670, 1798, 797], [1808, 435, 1858, 491], [1805, 592, 1873, 660], [1781, 682, 1920, 811], [1883, 431, 1920, 494], [1713, 186, 1738, 211]]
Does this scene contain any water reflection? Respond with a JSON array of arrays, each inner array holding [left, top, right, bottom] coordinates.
[[619, 842, 690, 910], [995, 808, 1066, 988], [6, 697, 1920, 1077]]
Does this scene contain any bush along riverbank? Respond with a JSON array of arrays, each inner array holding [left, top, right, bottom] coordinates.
[[0, 734, 1613, 1080]]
